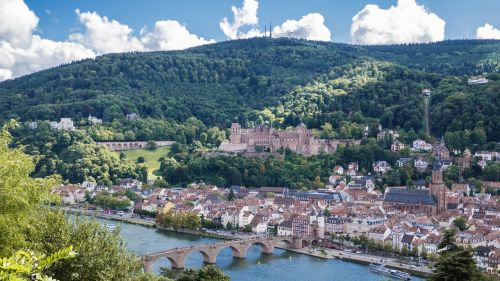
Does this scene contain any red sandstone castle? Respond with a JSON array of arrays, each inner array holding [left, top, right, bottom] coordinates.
[[218, 122, 359, 156]]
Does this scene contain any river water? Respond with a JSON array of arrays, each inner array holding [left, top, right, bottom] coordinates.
[[95, 218, 423, 281]]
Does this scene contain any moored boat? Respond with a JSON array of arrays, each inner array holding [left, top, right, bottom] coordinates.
[[369, 263, 411, 280], [104, 223, 116, 231]]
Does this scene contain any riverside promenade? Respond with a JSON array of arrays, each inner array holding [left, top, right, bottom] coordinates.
[[279, 244, 432, 278]]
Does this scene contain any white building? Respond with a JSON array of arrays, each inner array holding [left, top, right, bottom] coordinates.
[[412, 139, 432, 151], [50, 118, 75, 131], [414, 157, 429, 171], [475, 151, 494, 161], [277, 220, 293, 236], [88, 115, 103, 125], [373, 161, 391, 174], [468, 77, 489, 85]]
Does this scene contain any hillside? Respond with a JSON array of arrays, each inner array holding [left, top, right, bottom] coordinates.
[[0, 38, 499, 140]]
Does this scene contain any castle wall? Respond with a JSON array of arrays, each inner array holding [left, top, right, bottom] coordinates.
[[221, 123, 357, 156]]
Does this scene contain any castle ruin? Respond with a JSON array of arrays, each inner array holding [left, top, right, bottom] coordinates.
[[218, 123, 359, 157]]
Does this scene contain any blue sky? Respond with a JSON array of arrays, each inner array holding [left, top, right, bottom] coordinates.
[[25, 0, 500, 43], [1, 0, 499, 81]]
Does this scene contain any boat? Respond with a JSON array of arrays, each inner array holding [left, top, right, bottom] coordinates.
[[103, 223, 116, 231], [369, 264, 411, 280]]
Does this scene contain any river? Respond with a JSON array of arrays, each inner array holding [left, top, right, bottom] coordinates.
[[95, 217, 423, 281]]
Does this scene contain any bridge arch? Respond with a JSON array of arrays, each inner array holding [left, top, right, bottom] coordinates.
[[245, 241, 274, 255]]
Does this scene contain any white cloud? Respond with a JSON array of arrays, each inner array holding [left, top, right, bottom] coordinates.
[[0, 0, 39, 48], [220, 0, 259, 39], [351, 0, 445, 45], [140, 20, 215, 51], [0, 0, 215, 81], [70, 9, 145, 53], [476, 23, 500, 40], [220, 0, 331, 41], [272, 13, 331, 41], [0, 0, 95, 81]]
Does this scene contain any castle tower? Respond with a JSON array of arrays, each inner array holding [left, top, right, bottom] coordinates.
[[430, 162, 446, 214], [230, 123, 241, 144]]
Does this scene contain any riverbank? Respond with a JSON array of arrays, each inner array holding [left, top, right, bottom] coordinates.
[[66, 207, 431, 278], [64, 207, 235, 240], [276, 242, 431, 278]]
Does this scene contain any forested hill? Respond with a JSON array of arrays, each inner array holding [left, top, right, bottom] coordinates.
[[0, 38, 499, 133]]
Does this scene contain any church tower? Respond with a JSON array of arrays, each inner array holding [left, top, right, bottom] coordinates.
[[230, 123, 241, 144], [430, 162, 446, 214]]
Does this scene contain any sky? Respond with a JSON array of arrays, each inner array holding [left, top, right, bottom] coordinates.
[[0, 0, 499, 81]]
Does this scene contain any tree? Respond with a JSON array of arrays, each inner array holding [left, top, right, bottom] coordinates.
[[170, 265, 230, 281], [323, 208, 331, 217], [0, 121, 59, 256], [147, 141, 157, 150], [452, 217, 469, 231], [138, 156, 146, 163], [227, 189, 236, 201], [0, 247, 76, 281], [0, 122, 149, 281], [265, 192, 275, 199], [429, 228, 485, 281]]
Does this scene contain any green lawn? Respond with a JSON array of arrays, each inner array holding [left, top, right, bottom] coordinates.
[[113, 146, 171, 179]]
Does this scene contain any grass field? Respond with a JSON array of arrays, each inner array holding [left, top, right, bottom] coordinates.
[[113, 146, 171, 179]]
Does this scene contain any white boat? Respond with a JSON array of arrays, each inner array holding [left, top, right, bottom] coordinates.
[[104, 223, 116, 231], [369, 264, 411, 280]]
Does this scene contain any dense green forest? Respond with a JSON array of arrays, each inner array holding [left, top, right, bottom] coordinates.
[[0, 38, 498, 140], [1, 38, 499, 186]]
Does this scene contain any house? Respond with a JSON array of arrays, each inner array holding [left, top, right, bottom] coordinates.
[[478, 160, 488, 169], [120, 178, 143, 190], [346, 217, 386, 237], [413, 139, 432, 151], [373, 161, 391, 174], [345, 168, 357, 177], [250, 214, 268, 234], [50, 118, 75, 131], [433, 141, 450, 160], [422, 234, 441, 254], [333, 166, 344, 175], [377, 130, 399, 141], [475, 246, 493, 272], [278, 220, 293, 236], [221, 210, 240, 228], [240, 211, 254, 227], [451, 183, 470, 195], [397, 158, 413, 167], [325, 217, 349, 234], [475, 151, 494, 161], [81, 181, 96, 191], [414, 157, 429, 171], [468, 77, 489, 85], [368, 225, 391, 242], [437, 159, 452, 171], [292, 215, 311, 237], [126, 113, 140, 120], [391, 140, 405, 152], [88, 115, 103, 125], [348, 162, 359, 171], [401, 233, 415, 251]]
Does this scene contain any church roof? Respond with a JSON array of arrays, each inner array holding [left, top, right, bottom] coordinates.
[[384, 187, 436, 206]]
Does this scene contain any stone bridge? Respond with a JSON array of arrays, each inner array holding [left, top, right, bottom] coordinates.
[[98, 140, 175, 151], [142, 236, 317, 272]]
